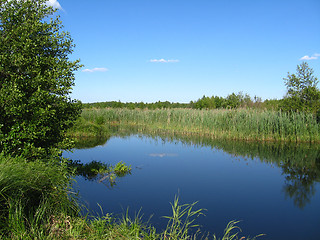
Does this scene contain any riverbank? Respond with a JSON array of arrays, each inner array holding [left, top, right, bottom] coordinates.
[[78, 108, 320, 143]]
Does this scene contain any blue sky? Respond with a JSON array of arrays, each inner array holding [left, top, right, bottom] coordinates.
[[50, 0, 319, 103]]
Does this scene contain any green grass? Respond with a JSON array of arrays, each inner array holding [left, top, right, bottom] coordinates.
[[162, 195, 205, 239], [67, 116, 110, 138], [80, 108, 320, 143], [0, 153, 78, 238]]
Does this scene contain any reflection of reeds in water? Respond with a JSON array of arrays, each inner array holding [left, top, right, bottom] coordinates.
[[79, 123, 320, 211], [110, 127, 320, 210], [81, 108, 320, 143]]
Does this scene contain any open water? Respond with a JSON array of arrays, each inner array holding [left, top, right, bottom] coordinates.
[[63, 134, 320, 240]]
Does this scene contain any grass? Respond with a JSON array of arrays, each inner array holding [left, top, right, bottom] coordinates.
[[67, 116, 110, 138], [213, 220, 265, 240], [0, 153, 78, 238], [79, 108, 320, 143], [162, 195, 205, 239]]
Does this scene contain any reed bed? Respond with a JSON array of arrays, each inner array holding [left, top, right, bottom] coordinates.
[[81, 108, 320, 143]]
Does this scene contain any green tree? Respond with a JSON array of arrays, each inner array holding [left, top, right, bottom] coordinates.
[[282, 62, 320, 113], [212, 96, 224, 108], [223, 92, 241, 109], [194, 95, 213, 109], [0, 0, 82, 159]]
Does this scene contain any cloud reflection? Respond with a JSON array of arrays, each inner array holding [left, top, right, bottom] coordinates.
[[149, 153, 178, 158]]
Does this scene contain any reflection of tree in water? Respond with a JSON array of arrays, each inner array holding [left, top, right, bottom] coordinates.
[[281, 156, 320, 209], [73, 136, 110, 149]]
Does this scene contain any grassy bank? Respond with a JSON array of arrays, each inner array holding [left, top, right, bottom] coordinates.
[[80, 108, 320, 143]]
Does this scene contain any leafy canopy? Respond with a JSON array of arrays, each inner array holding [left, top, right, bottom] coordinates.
[[282, 62, 320, 114], [0, 0, 82, 159]]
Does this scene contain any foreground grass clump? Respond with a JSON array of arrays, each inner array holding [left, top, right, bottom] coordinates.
[[81, 108, 320, 143], [0, 153, 78, 238]]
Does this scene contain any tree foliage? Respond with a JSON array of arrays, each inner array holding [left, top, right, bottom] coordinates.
[[192, 92, 254, 110], [281, 62, 320, 114], [0, 0, 82, 159], [82, 93, 277, 111]]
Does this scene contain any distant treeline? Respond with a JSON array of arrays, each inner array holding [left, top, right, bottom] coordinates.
[[83, 100, 190, 110], [83, 92, 281, 110]]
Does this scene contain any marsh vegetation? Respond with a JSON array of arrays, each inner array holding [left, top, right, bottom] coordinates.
[[77, 107, 320, 143]]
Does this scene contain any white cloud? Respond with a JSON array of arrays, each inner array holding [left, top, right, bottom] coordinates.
[[149, 59, 180, 63], [300, 55, 317, 60], [46, 0, 62, 9], [300, 53, 320, 60], [82, 67, 109, 73]]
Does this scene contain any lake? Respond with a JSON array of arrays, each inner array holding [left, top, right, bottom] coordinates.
[[63, 133, 320, 240]]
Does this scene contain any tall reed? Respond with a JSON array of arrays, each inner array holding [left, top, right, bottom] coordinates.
[[80, 108, 320, 143]]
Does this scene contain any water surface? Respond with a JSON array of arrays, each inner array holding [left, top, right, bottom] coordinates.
[[63, 134, 320, 240]]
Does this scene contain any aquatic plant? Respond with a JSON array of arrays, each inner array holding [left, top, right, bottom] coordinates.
[[114, 161, 132, 177], [80, 108, 320, 143], [68, 159, 132, 187]]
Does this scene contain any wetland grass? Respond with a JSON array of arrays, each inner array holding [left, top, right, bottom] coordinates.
[[80, 108, 320, 143], [0, 153, 78, 239], [66, 116, 110, 138]]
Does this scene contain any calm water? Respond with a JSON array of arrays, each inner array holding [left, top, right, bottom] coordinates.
[[63, 134, 320, 240]]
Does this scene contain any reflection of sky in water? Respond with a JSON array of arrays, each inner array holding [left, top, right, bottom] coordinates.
[[64, 135, 320, 240]]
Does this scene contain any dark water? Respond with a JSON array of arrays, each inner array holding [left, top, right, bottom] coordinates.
[[63, 134, 320, 240]]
